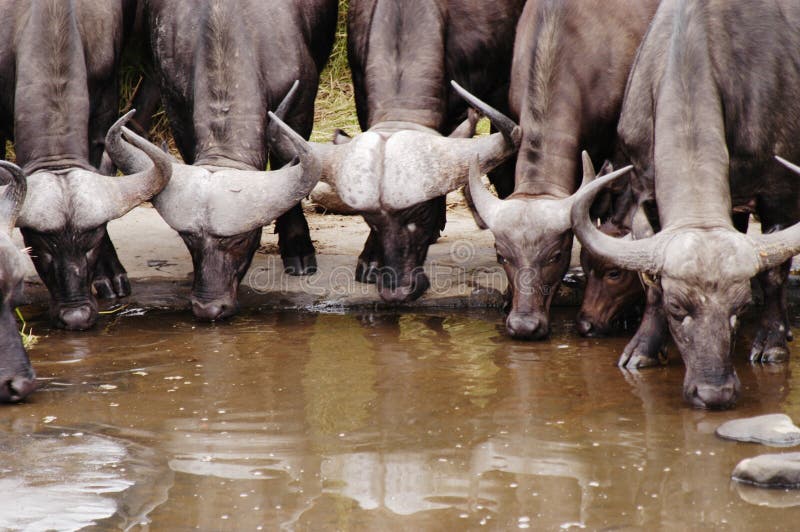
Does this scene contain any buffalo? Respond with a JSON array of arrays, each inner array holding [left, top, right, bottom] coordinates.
[[0, 0, 172, 330], [0, 162, 35, 402], [113, 0, 337, 321], [270, 0, 524, 303], [571, 0, 800, 409], [467, 0, 661, 339]]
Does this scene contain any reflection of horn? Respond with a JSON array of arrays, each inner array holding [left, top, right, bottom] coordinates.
[[468, 156, 502, 229], [570, 164, 663, 274], [0, 161, 27, 233]]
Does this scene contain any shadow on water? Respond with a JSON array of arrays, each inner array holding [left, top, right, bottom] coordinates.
[[1, 307, 800, 529]]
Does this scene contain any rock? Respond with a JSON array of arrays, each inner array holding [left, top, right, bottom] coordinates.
[[732, 453, 800, 489], [716, 414, 800, 447]]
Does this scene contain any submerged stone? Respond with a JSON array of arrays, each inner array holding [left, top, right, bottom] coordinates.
[[716, 414, 800, 447], [732, 453, 800, 489]]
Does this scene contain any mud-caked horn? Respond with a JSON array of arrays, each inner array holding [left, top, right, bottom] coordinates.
[[569, 163, 663, 274], [0, 161, 27, 233]]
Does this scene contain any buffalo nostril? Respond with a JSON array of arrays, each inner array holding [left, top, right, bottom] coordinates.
[[192, 299, 237, 321], [576, 318, 593, 336], [506, 314, 548, 340], [192, 301, 223, 321], [58, 305, 95, 330], [0, 374, 37, 403], [692, 383, 738, 410]]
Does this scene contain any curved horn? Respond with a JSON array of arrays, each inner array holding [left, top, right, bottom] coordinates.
[[570, 164, 663, 274], [266, 111, 320, 195], [103, 109, 175, 174], [581, 151, 596, 188], [750, 155, 800, 269], [468, 156, 502, 228], [451, 80, 521, 147], [0, 161, 26, 232], [88, 116, 174, 225], [266, 80, 340, 183]]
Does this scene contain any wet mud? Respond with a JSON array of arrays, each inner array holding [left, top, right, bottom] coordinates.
[[3, 308, 800, 529]]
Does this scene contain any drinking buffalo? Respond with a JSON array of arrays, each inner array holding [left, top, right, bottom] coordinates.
[[468, 0, 660, 339], [0, 163, 35, 402], [576, 189, 646, 337], [571, 0, 800, 409], [108, 0, 335, 320], [0, 0, 172, 330], [270, 0, 524, 303]]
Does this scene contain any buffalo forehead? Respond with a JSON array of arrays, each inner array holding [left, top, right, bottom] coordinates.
[[17, 172, 75, 232], [492, 198, 571, 250], [153, 170, 213, 235], [661, 231, 758, 281], [380, 131, 452, 207]]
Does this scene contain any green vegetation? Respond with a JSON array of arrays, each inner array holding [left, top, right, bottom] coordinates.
[[16, 308, 37, 350]]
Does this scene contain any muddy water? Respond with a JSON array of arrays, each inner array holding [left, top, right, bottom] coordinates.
[[3, 308, 800, 530]]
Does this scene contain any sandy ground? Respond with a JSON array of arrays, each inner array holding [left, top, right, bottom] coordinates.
[[16, 193, 583, 314]]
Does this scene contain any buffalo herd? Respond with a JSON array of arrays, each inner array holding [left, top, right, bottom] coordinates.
[[1, 0, 799, 410]]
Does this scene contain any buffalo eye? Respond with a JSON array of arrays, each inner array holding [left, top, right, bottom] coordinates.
[[666, 299, 689, 321], [547, 251, 562, 265], [606, 269, 622, 281], [497, 254, 508, 265]]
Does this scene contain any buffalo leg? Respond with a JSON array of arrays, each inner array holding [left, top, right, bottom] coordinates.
[[750, 258, 792, 363], [275, 203, 317, 276], [93, 228, 131, 299], [618, 283, 669, 368], [356, 228, 382, 284]]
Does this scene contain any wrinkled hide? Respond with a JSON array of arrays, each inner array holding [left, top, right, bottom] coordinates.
[[571, 0, 800, 409], [473, 0, 660, 339]]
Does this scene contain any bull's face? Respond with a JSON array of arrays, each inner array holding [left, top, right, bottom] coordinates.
[[0, 238, 36, 402], [658, 232, 753, 409], [478, 196, 573, 340], [22, 225, 107, 330], [363, 199, 441, 303], [180, 229, 262, 321], [577, 238, 644, 337]]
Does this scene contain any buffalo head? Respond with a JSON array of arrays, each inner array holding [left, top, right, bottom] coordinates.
[[577, 223, 644, 337], [0, 162, 36, 402], [471, 152, 632, 339], [571, 156, 800, 409], [268, 80, 521, 303], [19, 114, 172, 330], [105, 111, 321, 321]]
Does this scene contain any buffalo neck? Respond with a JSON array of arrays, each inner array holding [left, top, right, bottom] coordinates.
[[513, 86, 583, 199], [363, 0, 446, 130], [191, 5, 269, 171], [652, 3, 733, 232], [13, 0, 92, 171]]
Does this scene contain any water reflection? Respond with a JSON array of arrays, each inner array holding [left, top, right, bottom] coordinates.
[[2, 309, 800, 528]]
